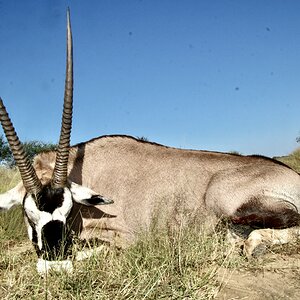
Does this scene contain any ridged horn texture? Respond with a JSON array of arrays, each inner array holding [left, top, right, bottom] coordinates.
[[0, 98, 42, 195], [52, 9, 73, 189]]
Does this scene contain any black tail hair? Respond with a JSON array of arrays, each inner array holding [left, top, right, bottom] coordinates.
[[231, 198, 300, 229]]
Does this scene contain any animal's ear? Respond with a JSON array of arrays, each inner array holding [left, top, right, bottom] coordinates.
[[0, 182, 25, 211], [69, 182, 114, 206]]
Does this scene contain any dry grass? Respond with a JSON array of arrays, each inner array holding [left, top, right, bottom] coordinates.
[[0, 209, 238, 299], [276, 148, 300, 172], [0, 232, 239, 300]]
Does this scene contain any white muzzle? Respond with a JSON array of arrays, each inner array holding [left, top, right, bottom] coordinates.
[[36, 258, 73, 275]]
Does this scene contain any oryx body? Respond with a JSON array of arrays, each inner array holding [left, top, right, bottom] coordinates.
[[1, 10, 300, 274], [32, 135, 300, 255], [42, 134, 300, 238]]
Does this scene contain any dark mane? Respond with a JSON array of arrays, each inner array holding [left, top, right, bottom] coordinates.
[[72, 134, 171, 149]]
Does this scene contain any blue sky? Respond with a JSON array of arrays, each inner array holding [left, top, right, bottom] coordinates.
[[0, 1, 300, 157]]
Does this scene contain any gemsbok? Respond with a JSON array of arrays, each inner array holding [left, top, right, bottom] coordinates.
[[1, 10, 300, 275]]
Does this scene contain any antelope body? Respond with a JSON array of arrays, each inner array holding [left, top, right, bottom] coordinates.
[[37, 134, 300, 243], [1, 11, 300, 274]]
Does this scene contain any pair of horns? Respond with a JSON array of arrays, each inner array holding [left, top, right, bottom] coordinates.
[[0, 9, 73, 196]]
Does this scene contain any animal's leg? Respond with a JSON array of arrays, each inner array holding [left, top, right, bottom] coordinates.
[[226, 224, 253, 248], [225, 229, 245, 251], [243, 227, 300, 257], [228, 196, 300, 257]]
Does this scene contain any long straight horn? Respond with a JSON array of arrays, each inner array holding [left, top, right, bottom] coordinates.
[[0, 98, 42, 195], [52, 9, 73, 189]]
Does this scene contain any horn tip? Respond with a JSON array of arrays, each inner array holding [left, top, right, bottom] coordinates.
[[67, 8, 71, 22]]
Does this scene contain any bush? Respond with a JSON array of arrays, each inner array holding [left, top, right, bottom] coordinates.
[[0, 135, 57, 167]]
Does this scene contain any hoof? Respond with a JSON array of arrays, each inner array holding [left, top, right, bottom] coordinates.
[[251, 243, 267, 258]]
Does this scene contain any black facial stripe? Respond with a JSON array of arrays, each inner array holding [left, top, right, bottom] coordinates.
[[24, 184, 65, 213], [24, 212, 74, 259], [25, 216, 40, 254], [42, 220, 64, 257], [37, 184, 65, 213], [41, 220, 72, 260]]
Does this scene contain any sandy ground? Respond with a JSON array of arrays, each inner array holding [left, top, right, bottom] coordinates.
[[216, 252, 300, 299]]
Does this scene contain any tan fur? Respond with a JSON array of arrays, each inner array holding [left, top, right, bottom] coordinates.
[[31, 135, 300, 251]]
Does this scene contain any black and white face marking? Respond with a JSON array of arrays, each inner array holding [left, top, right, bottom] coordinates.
[[23, 184, 73, 261]]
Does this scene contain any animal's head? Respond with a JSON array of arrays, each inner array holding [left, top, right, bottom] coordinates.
[[0, 10, 113, 274]]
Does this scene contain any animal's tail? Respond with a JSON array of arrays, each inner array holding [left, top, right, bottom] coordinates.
[[231, 197, 300, 229]]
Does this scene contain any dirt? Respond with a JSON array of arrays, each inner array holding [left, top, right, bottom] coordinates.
[[216, 252, 300, 299]]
